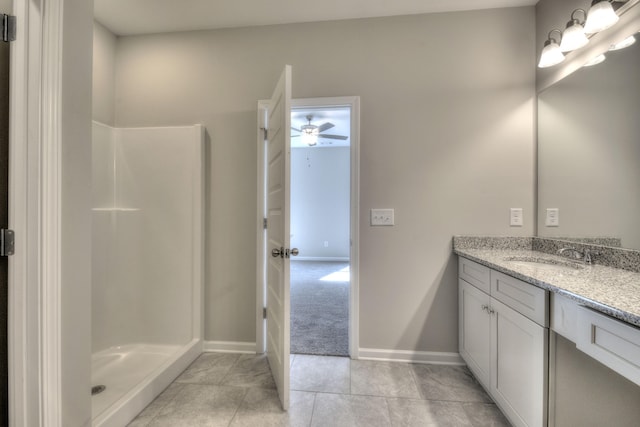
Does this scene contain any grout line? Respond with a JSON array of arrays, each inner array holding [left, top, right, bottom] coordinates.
[[307, 392, 318, 427], [226, 386, 251, 427]]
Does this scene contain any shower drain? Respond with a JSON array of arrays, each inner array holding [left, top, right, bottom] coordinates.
[[91, 385, 106, 396]]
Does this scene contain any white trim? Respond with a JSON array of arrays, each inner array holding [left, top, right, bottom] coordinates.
[[257, 96, 361, 359], [358, 348, 465, 365], [40, 0, 64, 424], [203, 341, 258, 354], [293, 257, 350, 262], [8, 0, 41, 425]]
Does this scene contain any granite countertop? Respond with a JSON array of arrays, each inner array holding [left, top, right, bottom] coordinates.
[[454, 247, 640, 328]]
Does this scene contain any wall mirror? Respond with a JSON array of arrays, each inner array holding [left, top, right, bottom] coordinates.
[[537, 23, 640, 250]]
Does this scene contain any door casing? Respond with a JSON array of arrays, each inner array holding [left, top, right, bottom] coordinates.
[[256, 95, 360, 359]]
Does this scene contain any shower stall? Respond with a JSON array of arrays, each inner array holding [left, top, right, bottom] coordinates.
[[91, 122, 204, 426]]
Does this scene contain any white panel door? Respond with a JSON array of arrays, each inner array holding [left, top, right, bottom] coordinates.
[[265, 65, 292, 410]]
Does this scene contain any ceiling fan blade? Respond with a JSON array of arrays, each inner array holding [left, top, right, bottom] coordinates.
[[291, 127, 302, 132], [318, 134, 348, 140], [316, 122, 334, 133], [291, 135, 300, 138]]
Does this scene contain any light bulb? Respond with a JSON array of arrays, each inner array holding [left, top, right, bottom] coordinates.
[[538, 39, 565, 68], [584, 0, 619, 34], [609, 35, 636, 51], [560, 21, 589, 52]]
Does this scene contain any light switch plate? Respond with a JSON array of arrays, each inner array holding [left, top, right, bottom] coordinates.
[[510, 208, 523, 227], [546, 208, 559, 227], [371, 209, 394, 226]]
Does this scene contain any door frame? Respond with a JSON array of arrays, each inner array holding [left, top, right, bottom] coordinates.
[[256, 96, 360, 359], [9, 0, 68, 424]]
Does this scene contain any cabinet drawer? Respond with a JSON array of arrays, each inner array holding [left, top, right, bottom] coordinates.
[[577, 307, 640, 387], [550, 293, 579, 342], [459, 257, 490, 294], [490, 270, 548, 327]]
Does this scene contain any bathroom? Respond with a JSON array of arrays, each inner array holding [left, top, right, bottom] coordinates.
[[3, 0, 640, 425]]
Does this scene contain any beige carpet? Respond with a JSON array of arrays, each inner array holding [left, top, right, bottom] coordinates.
[[290, 261, 349, 356]]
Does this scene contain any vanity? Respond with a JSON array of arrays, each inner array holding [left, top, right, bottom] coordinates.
[[454, 236, 640, 427]]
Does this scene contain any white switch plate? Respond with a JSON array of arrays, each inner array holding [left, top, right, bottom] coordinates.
[[371, 209, 394, 226], [546, 208, 559, 227], [510, 208, 523, 227]]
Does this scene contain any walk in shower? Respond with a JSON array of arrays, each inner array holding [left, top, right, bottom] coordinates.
[[91, 122, 204, 426]]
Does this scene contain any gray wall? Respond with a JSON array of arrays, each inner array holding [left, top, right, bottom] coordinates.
[[291, 147, 350, 260], [113, 7, 536, 351], [61, 0, 93, 425], [93, 20, 117, 126]]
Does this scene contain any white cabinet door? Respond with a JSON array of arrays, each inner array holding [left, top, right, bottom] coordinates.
[[491, 298, 548, 427], [459, 279, 491, 388]]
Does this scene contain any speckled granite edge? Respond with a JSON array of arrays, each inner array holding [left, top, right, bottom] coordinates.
[[539, 237, 622, 247], [452, 236, 533, 251], [533, 237, 640, 273], [453, 235, 640, 273]]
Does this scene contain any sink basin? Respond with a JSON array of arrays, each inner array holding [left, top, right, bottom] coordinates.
[[502, 256, 585, 272]]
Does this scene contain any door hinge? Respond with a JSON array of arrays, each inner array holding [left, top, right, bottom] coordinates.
[[2, 14, 16, 43], [261, 127, 268, 141], [1, 229, 15, 256], [263, 218, 268, 229], [263, 307, 267, 319]]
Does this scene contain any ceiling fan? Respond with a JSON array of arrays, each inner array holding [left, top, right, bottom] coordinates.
[[291, 115, 348, 146]]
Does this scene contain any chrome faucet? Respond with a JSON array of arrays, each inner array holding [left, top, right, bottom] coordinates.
[[557, 247, 599, 265]]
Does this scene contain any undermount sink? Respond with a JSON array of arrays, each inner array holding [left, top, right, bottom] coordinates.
[[502, 256, 585, 272]]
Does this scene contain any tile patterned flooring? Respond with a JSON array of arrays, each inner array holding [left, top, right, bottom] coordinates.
[[128, 353, 511, 426]]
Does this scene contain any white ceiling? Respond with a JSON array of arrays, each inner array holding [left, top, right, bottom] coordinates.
[[94, 0, 538, 36]]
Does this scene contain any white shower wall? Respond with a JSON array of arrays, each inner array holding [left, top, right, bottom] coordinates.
[[92, 122, 203, 353]]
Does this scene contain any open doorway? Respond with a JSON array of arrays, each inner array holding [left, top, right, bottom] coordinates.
[[290, 106, 351, 356]]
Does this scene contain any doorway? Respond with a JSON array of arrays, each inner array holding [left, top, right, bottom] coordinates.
[[290, 106, 351, 356], [256, 96, 360, 359]]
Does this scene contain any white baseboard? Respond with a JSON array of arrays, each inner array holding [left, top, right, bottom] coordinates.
[[293, 256, 350, 262], [203, 340, 257, 354], [358, 348, 464, 365]]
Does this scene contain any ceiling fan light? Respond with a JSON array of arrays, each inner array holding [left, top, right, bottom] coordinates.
[[560, 21, 589, 52], [583, 53, 606, 67], [584, 0, 619, 34], [538, 39, 565, 68], [609, 35, 636, 51], [301, 131, 317, 146]]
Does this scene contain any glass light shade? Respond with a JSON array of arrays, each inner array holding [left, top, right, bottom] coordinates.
[[609, 35, 636, 51], [584, 1, 619, 34], [560, 22, 589, 52], [538, 40, 565, 68], [584, 54, 606, 67], [301, 131, 318, 146]]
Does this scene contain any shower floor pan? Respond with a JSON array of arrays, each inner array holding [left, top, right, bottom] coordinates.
[[91, 342, 198, 426]]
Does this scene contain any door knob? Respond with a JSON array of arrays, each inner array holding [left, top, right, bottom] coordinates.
[[289, 248, 299, 257], [271, 247, 284, 258]]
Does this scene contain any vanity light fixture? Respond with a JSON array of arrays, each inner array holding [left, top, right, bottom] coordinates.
[[583, 53, 606, 66], [538, 29, 565, 68], [584, 0, 619, 34], [560, 9, 590, 52], [609, 34, 636, 51]]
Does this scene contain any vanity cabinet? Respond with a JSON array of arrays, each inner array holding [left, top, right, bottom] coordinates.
[[459, 257, 549, 427]]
